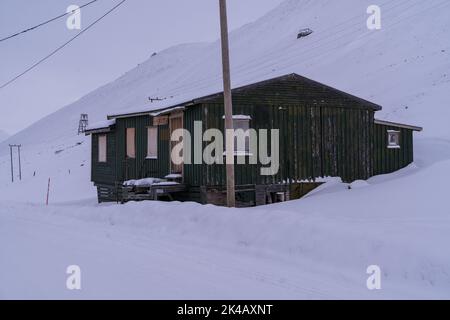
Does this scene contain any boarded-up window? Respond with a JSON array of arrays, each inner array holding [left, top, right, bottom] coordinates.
[[147, 127, 158, 159], [98, 135, 107, 163], [126, 128, 136, 158]]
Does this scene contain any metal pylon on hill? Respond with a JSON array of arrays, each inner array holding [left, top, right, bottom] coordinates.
[[78, 114, 88, 135]]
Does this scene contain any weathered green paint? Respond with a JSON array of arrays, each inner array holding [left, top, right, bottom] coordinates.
[[91, 131, 117, 184], [200, 74, 380, 111], [373, 123, 414, 175], [181, 103, 374, 185], [114, 116, 170, 182], [89, 74, 419, 204]]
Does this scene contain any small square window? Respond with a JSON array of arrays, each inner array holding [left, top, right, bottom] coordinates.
[[387, 130, 400, 149]]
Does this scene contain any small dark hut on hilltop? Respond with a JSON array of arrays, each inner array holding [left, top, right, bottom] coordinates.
[[85, 73, 422, 206]]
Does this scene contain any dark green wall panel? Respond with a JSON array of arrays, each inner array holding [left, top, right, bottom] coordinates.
[[373, 123, 414, 176]]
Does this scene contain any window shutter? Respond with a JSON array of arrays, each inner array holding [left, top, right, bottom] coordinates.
[[98, 135, 107, 162], [147, 127, 158, 158], [126, 128, 136, 158]]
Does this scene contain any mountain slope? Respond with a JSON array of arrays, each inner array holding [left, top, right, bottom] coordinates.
[[0, 130, 9, 143], [3, 0, 450, 151]]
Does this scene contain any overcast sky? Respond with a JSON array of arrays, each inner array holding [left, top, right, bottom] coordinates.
[[0, 0, 284, 135]]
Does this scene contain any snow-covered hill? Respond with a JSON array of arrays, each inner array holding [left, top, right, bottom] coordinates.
[[1, 0, 450, 299], [0, 130, 9, 143], [2, 0, 450, 150]]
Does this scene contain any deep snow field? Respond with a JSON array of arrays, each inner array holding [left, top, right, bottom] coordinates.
[[1, 135, 450, 299], [1, 0, 450, 299]]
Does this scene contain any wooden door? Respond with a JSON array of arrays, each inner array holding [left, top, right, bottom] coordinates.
[[169, 112, 184, 174]]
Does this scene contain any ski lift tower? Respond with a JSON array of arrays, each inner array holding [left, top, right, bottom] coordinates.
[[78, 114, 88, 135]]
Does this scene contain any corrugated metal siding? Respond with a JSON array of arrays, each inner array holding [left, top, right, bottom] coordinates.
[[373, 123, 414, 175], [183, 104, 204, 186], [91, 106, 379, 188], [91, 74, 417, 191], [183, 103, 374, 186]]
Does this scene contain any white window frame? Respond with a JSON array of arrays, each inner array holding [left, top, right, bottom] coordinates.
[[146, 126, 158, 159], [233, 118, 250, 154], [98, 134, 107, 163], [126, 127, 136, 158], [223, 115, 252, 156], [387, 130, 401, 149]]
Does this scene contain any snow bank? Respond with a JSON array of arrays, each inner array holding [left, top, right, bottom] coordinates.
[[1, 155, 450, 298]]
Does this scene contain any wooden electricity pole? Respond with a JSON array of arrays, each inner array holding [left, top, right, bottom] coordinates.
[[9, 144, 13, 183], [18, 145, 22, 180], [219, 0, 235, 207], [9, 144, 22, 182]]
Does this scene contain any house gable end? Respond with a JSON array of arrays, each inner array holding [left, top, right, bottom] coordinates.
[[196, 74, 382, 111]]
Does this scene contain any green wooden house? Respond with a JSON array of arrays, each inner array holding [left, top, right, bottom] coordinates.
[[85, 73, 422, 206]]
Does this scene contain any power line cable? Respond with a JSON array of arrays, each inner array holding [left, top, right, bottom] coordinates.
[[0, 0, 126, 90], [0, 0, 100, 43]]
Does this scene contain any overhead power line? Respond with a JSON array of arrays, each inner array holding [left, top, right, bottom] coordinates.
[[0, 0, 100, 43], [0, 0, 126, 91]]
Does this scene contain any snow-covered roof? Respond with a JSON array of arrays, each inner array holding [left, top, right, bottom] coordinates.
[[123, 177, 180, 187], [149, 106, 185, 117], [85, 119, 116, 135]]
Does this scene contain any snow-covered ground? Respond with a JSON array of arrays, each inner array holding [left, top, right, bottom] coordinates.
[[0, 145, 449, 299], [1, 0, 450, 299], [1, 137, 449, 299]]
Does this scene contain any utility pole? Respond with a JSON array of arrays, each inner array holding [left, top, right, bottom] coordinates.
[[9, 145, 13, 183], [18, 145, 22, 180], [46, 177, 51, 206], [9, 144, 22, 182], [219, 0, 235, 207]]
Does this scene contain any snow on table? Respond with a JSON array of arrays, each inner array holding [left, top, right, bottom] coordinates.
[[164, 173, 183, 179], [123, 177, 180, 188]]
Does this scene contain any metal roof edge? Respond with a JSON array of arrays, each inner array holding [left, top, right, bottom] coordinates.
[[374, 119, 423, 131]]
